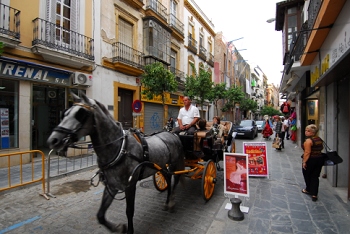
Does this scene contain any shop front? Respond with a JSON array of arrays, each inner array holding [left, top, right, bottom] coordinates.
[[0, 57, 90, 166], [141, 89, 183, 134]]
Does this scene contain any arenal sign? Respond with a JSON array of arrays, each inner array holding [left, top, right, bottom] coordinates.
[[0, 57, 71, 86]]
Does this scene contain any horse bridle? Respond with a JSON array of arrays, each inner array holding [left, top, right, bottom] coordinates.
[[53, 103, 97, 146]]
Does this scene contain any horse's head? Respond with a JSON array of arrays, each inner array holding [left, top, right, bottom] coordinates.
[[47, 91, 96, 151]]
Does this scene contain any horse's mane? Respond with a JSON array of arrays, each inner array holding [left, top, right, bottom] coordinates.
[[94, 99, 122, 126]]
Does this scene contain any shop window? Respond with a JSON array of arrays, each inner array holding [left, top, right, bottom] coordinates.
[[0, 79, 18, 149]]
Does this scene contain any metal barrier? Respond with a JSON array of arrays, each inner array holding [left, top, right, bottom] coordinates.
[[46, 142, 97, 198], [0, 150, 48, 200]]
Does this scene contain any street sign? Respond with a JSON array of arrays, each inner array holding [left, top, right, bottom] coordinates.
[[132, 100, 142, 113], [132, 112, 142, 116]]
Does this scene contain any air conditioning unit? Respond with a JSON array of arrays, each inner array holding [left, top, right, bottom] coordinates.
[[72, 72, 93, 86]]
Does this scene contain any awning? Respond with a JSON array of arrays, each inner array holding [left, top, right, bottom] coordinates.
[[305, 90, 320, 100]]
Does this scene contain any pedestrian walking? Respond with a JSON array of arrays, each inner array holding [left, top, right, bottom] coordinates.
[[274, 116, 284, 150], [284, 115, 290, 139], [301, 124, 324, 202]]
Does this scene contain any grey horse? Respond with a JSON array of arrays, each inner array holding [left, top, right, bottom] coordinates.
[[47, 92, 185, 234]]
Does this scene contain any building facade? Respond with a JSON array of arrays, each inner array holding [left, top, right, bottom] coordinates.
[[275, 0, 349, 199], [0, 0, 94, 166]]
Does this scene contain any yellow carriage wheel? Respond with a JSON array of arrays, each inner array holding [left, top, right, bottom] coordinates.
[[153, 171, 168, 192], [201, 160, 217, 201]]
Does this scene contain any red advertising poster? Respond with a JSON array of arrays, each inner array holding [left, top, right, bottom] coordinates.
[[223, 153, 249, 197], [243, 142, 268, 177]]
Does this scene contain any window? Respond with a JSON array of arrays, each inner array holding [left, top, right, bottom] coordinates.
[[55, 0, 71, 43], [199, 34, 203, 46], [170, 0, 177, 16], [170, 49, 177, 73], [285, 6, 300, 52], [47, 0, 78, 44], [119, 18, 133, 47], [0, 79, 18, 149], [143, 19, 171, 63], [188, 57, 195, 77], [208, 40, 212, 53], [188, 23, 194, 39]]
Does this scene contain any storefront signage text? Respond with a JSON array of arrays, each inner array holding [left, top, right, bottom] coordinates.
[[0, 60, 71, 86]]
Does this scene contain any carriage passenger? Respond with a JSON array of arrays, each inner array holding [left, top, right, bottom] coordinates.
[[210, 116, 225, 144], [173, 96, 200, 135]]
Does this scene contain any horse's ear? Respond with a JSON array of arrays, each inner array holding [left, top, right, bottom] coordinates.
[[70, 91, 81, 103], [79, 91, 91, 104]]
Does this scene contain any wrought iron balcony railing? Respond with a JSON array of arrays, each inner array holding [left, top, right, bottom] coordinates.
[[169, 14, 184, 35], [32, 18, 94, 60], [112, 42, 144, 69], [145, 0, 167, 21], [199, 45, 207, 61], [188, 36, 197, 54], [144, 45, 170, 64], [207, 52, 214, 66], [170, 66, 185, 80], [0, 3, 20, 39]]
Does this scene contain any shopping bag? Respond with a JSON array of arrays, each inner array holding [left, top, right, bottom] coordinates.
[[272, 137, 281, 148], [322, 141, 343, 165]]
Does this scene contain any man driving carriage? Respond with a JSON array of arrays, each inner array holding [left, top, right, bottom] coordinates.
[[172, 96, 200, 135]]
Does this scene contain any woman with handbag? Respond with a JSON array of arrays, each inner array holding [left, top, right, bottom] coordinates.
[[301, 124, 324, 202], [274, 116, 283, 150]]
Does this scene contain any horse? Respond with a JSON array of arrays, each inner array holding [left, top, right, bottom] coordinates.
[[47, 92, 185, 234]]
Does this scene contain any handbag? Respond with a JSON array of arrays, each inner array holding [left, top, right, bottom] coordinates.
[[272, 136, 281, 148], [322, 141, 343, 165]]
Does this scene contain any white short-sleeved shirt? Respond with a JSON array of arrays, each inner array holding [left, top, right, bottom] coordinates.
[[283, 119, 289, 127], [178, 105, 200, 125]]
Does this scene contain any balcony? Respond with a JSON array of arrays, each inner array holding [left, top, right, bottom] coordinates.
[[144, 45, 170, 64], [198, 45, 207, 61], [170, 67, 185, 91], [111, 42, 144, 76], [0, 3, 20, 47], [31, 18, 94, 69], [169, 14, 184, 41], [145, 0, 167, 23], [207, 52, 214, 67], [187, 37, 197, 54], [123, 0, 144, 10]]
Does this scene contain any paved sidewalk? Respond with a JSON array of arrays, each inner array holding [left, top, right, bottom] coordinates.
[[207, 137, 350, 234], [0, 137, 349, 234]]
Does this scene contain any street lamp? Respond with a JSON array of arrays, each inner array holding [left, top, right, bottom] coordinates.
[[266, 18, 275, 23]]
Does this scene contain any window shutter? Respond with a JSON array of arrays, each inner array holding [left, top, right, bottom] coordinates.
[[119, 18, 133, 47], [71, 0, 78, 33]]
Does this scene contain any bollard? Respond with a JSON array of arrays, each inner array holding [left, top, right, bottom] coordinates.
[[228, 198, 244, 221]]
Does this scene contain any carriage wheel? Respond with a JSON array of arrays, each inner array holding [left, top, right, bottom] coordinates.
[[153, 171, 168, 192], [201, 160, 217, 201]]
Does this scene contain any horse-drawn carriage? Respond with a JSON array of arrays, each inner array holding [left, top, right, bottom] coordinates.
[[46, 92, 236, 234], [154, 120, 236, 201]]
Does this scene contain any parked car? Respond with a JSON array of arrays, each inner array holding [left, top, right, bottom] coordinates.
[[233, 120, 258, 139], [256, 120, 264, 132]]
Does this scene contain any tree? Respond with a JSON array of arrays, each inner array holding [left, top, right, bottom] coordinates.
[[239, 98, 258, 117], [141, 62, 177, 125], [260, 106, 282, 117], [184, 65, 213, 119], [222, 86, 245, 118], [210, 83, 227, 117]]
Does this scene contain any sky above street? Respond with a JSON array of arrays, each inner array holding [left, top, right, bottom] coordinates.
[[198, 0, 284, 86]]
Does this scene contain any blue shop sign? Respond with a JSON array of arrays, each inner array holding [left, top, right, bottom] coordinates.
[[0, 57, 71, 86]]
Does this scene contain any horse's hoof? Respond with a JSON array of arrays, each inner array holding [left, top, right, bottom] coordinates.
[[111, 223, 127, 233]]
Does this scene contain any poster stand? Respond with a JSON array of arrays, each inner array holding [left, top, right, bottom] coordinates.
[[223, 153, 250, 221]]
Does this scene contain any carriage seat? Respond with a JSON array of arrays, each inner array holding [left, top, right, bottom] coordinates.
[[193, 130, 211, 151]]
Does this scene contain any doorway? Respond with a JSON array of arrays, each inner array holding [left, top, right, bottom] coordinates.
[[32, 85, 65, 152], [118, 88, 133, 129]]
